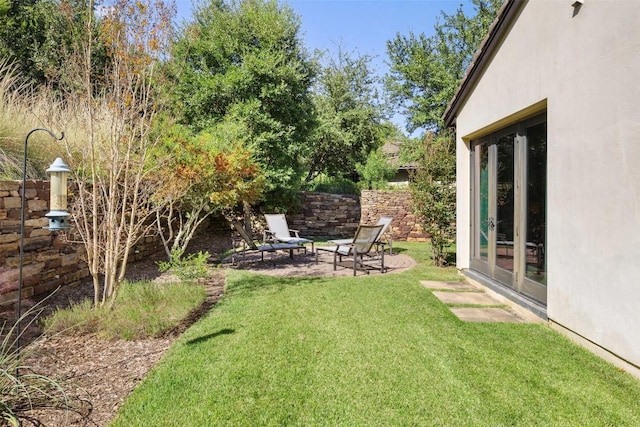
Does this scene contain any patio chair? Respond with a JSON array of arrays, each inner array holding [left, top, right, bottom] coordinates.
[[315, 224, 385, 276], [264, 214, 315, 253], [330, 216, 394, 255], [230, 220, 305, 265]]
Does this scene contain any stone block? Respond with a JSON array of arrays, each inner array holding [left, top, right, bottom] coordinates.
[[24, 274, 44, 287], [30, 228, 52, 237], [0, 242, 19, 258], [0, 220, 21, 232], [37, 189, 49, 200], [0, 182, 19, 191], [25, 218, 48, 228], [34, 278, 66, 296], [0, 210, 6, 220], [36, 250, 60, 262], [0, 290, 18, 306], [20, 261, 46, 279], [4, 197, 22, 209], [24, 188, 38, 199], [27, 199, 48, 212], [0, 272, 18, 293], [45, 258, 61, 269], [21, 235, 51, 251], [61, 253, 78, 266], [0, 233, 20, 244]]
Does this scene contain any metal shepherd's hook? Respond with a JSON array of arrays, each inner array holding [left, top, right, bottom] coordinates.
[[16, 128, 65, 358]]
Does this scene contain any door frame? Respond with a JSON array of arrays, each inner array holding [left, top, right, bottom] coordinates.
[[469, 113, 547, 304]]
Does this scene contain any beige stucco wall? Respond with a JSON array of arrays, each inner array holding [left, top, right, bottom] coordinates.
[[454, 1, 640, 368]]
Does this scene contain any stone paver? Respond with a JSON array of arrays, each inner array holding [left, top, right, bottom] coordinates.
[[450, 307, 525, 323], [420, 280, 478, 291], [421, 280, 533, 323], [432, 291, 502, 306]]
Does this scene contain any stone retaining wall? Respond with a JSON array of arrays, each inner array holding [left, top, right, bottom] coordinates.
[[0, 180, 163, 308], [360, 190, 428, 241], [282, 190, 428, 242], [288, 192, 360, 238]]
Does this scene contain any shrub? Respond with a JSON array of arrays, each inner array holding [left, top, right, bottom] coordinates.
[[411, 131, 456, 266], [302, 175, 359, 195], [157, 249, 210, 282]]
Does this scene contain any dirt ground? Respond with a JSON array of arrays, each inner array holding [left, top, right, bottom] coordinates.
[[13, 231, 416, 426]]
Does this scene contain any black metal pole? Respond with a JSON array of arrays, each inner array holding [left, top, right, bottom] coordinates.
[[17, 128, 64, 357]]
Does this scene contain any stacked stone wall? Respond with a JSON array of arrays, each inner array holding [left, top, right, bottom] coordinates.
[[1, 185, 428, 306], [360, 190, 428, 242], [0, 180, 163, 308], [280, 191, 427, 242], [288, 192, 360, 238]]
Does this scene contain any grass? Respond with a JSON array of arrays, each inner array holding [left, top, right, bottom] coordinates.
[[112, 242, 640, 426], [43, 279, 206, 340]]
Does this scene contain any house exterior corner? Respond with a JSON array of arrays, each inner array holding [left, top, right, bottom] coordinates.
[[446, 0, 640, 375]]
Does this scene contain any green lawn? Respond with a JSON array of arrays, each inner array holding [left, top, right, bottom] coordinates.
[[112, 243, 640, 426]]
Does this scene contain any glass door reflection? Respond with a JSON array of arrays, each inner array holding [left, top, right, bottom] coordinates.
[[495, 133, 515, 274]]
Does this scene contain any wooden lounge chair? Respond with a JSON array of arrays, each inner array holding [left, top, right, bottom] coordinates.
[[230, 220, 305, 265], [315, 224, 385, 276]]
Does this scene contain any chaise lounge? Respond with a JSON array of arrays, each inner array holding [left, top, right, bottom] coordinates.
[[264, 214, 315, 253], [230, 220, 306, 265]]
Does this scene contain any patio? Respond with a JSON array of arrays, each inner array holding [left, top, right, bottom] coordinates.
[[224, 247, 416, 277]]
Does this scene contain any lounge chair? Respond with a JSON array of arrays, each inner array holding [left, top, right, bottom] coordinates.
[[264, 214, 315, 253], [230, 220, 305, 265], [315, 224, 385, 276], [330, 216, 394, 254]]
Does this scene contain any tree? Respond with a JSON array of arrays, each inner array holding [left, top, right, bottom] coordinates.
[[355, 147, 396, 190], [166, 0, 316, 196], [153, 122, 264, 259], [60, 0, 175, 306], [410, 131, 456, 266], [304, 49, 386, 183], [385, 0, 502, 132], [0, 0, 107, 91]]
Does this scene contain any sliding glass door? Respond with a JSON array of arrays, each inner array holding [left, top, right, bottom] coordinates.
[[471, 114, 547, 304]]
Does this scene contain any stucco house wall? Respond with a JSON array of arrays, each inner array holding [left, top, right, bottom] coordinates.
[[451, 1, 640, 372]]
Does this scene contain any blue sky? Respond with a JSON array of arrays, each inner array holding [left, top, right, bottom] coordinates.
[[175, 0, 471, 74], [288, 1, 471, 75]]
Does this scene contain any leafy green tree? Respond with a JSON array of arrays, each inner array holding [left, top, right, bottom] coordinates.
[[356, 147, 396, 190], [410, 131, 456, 266], [305, 50, 386, 183], [0, 0, 106, 90], [166, 0, 316, 195], [385, 0, 502, 132]]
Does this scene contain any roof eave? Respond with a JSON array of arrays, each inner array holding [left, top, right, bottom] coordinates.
[[442, 0, 526, 128]]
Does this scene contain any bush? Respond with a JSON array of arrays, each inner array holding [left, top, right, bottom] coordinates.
[[410, 131, 456, 266], [157, 249, 210, 282], [301, 175, 359, 195]]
